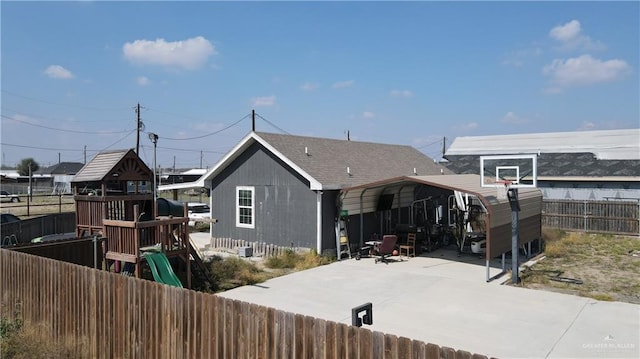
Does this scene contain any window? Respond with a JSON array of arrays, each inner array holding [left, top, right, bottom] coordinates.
[[236, 186, 255, 228]]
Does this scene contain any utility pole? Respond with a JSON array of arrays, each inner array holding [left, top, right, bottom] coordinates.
[[200, 151, 203, 169], [83, 145, 87, 164], [135, 103, 142, 155], [442, 136, 446, 158], [173, 156, 176, 173], [58, 152, 61, 164]]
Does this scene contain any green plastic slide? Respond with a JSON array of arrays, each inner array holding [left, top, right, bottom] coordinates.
[[144, 252, 183, 288]]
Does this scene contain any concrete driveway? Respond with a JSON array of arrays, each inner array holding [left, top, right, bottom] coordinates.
[[217, 251, 640, 359]]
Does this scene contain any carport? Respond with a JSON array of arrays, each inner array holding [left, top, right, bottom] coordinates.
[[339, 174, 542, 281]]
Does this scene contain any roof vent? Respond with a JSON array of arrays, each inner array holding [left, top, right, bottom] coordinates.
[[440, 168, 444, 175], [413, 167, 417, 175], [305, 146, 310, 156], [347, 166, 352, 176]]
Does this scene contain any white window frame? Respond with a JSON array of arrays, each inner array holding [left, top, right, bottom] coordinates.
[[236, 186, 255, 229]]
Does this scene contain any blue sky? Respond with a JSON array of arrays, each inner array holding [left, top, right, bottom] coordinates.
[[1, 1, 638, 170]]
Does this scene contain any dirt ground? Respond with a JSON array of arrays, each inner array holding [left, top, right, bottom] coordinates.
[[519, 231, 640, 304]]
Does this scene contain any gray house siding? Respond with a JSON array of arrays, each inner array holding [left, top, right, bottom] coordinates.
[[209, 143, 318, 249]]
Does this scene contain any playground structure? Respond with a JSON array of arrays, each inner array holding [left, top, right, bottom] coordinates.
[[71, 149, 211, 288]]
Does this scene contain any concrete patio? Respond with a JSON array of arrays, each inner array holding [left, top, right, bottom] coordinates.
[[210, 241, 639, 359]]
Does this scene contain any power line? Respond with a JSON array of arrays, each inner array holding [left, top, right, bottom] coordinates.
[[0, 143, 84, 152], [1, 114, 134, 134], [158, 113, 250, 140], [254, 113, 290, 134]]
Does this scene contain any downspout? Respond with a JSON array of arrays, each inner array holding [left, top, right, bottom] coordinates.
[[360, 188, 369, 250], [316, 191, 322, 254]]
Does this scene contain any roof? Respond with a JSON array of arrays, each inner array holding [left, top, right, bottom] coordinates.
[[445, 128, 640, 160], [444, 152, 640, 179], [340, 174, 542, 258], [159, 131, 452, 191], [39, 162, 85, 175], [72, 149, 152, 183]]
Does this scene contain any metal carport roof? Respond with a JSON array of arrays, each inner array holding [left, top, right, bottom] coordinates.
[[340, 174, 543, 280]]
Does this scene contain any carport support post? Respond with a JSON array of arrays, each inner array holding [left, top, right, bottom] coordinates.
[[508, 188, 521, 284]]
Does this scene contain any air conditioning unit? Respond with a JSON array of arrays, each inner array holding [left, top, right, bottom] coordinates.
[[238, 246, 253, 258]]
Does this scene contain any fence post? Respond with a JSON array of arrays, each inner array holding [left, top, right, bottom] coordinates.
[[583, 201, 587, 232]]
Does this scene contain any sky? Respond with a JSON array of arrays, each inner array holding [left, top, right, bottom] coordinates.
[[1, 1, 638, 171]]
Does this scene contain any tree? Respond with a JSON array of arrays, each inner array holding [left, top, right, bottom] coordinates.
[[16, 158, 39, 176]]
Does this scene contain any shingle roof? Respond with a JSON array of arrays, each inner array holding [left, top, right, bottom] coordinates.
[[255, 132, 452, 188], [72, 149, 152, 183], [443, 153, 640, 178], [39, 162, 85, 175]]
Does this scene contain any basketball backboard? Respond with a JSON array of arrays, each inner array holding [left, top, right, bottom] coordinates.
[[480, 154, 537, 188]]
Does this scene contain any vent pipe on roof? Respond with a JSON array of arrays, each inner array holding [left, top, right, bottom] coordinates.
[[413, 167, 417, 175], [305, 147, 310, 156], [441, 168, 444, 175], [347, 166, 352, 176]]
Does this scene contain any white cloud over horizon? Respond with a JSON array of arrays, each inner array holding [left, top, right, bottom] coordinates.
[[332, 80, 354, 89], [454, 122, 479, 132], [252, 95, 276, 107], [123, 36, 216, 70], [136, 76, 151, 86], [390, 89, 413, 97], [43, 65, 74, 79], [501, 111, 529, 125], [300, 82, 319, 91], [543, 54, 631, 88], [362, 111, 375, 119]]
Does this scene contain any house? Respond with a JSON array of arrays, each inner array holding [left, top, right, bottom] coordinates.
[[159, 131, 453, 255], [39, 162, 85, 194], [442, 128, 640, 201]]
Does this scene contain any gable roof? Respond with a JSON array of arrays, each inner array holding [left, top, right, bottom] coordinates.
[[72, 149, 153, 183], [445, 128, 640, 160], [182, 132, 452, 191], [39, 162, 85, 175]]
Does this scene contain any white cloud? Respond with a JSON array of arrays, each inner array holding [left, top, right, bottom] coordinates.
[[136, 76, 151, 86], [548, 20, 605, 52], [549, 20, 581, 42], [501, 112, 528, 125], [362, 111, 375, 119], [43, 65, 74, 79], [122, 36, 216, 70], [332, 80, 354, 89], [578, 121, 597, 131], [390, 89, 413, 97], [300, 82, 319, 91], [502, 47, 543, 67], [454, 122, 479, 132], [252, 95, 276, 107], [543, 54, 631, 87]]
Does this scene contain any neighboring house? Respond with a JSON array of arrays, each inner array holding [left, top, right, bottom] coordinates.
[[159, 131, 452, 254], [442, 129, 640, 201], [39, 162, 86, 194]]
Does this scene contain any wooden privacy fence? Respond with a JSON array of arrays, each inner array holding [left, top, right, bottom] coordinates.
[[542, 200, 639, 236], [1, 212, 76, 245], [0, 250, 491, 359]]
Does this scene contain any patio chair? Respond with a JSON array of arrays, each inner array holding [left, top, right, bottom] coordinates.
[[374, 235, 398, 264], [399, 232, 416, 258]]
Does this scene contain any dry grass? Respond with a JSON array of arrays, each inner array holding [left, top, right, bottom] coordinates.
[[0, 194, 74, 218], [520, 229, 640, 303]]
